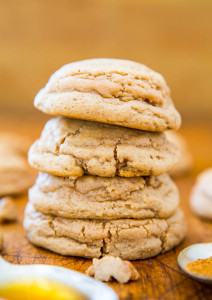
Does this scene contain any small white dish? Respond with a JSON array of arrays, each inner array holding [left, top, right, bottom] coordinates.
[[178, 243, 212, 284]]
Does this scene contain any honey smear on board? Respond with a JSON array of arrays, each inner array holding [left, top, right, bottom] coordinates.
[[0, 278, 88, 300]]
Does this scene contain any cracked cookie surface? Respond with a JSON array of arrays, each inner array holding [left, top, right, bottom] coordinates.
[[29, 173, 179, 219], [34, 58, 181, 132], [28, 117, 179, 177], [24, 203, 186, 260]]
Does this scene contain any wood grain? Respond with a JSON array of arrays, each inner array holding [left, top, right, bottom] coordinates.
[[0, 118, 212, 299]]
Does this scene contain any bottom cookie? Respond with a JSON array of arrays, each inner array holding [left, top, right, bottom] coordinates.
[[24, 204, 186, 260]]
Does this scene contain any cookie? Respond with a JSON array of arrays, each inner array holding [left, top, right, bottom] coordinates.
[[166, 131, 193, 178], [190, 168, 212, 220], [0, 135, 34, 197], [28, 117, 180, 178], [86, 256, 139, 283], [24, 203, 186, 260], [0, 132, 32, 155], [34, 59, 181, 132], [0, 197, 18, 222], [29, 173, 179, 219]]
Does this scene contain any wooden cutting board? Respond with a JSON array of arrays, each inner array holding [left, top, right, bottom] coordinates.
[[1, 119, 212, 299]]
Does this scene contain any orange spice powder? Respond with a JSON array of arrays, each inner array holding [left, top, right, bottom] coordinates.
[[187, 256, 212, 278]]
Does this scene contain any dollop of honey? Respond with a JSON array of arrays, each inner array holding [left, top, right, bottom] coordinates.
[[0, 278, 88, 300]]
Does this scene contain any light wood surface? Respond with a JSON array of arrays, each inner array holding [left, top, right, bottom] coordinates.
[[0, 118, 212, 299]]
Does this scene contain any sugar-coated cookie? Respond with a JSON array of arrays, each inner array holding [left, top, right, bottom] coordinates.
[[29, 172, 179, 220], [28, 117, 180, 178], [34, 59, 181, 132], [24, 203, 186, 260]]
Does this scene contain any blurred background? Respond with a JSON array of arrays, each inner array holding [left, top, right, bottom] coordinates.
[[0, 0, 211, 169]]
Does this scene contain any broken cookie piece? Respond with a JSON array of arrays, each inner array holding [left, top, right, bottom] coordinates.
[[86, 256, 139, 283], [0, 197, 18, 222]]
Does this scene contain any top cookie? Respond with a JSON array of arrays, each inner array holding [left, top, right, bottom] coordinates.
[[34, 59, 181, 131]]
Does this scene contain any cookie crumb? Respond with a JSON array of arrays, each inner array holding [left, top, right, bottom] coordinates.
[[86, 256, 139, 283], [0, 197, 18, 222]]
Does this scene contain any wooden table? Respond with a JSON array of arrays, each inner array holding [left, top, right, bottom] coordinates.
[[1, 118, 212, 299]]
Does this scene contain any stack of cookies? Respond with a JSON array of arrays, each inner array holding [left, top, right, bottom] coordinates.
[[24, 59, 186, 260]]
